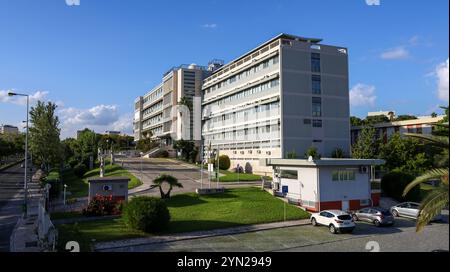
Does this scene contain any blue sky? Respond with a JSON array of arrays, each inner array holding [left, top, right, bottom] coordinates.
[[0, 0, 448, 138]]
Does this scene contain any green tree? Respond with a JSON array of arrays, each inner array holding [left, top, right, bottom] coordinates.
[[350, 116, 363, 127], [402, 126, 449, 232], [178, 96, 193, 111], [152, 174, 183, 199], [379, 133, 433, 176], [286, 150, 297, 159], [331, 147, 345, 158], [77, 128, 98, 166], [304, 146, 320, 160], [29, 101, 61, 171], [351, 126, 381, 159], [173, 139, 195, 162], [364, 115, 390, 125], [393, 115, 417, 122]]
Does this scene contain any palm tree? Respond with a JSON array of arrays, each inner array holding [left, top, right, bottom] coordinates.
[[403, 128, 449, 232], [153, 174, 183, 199]]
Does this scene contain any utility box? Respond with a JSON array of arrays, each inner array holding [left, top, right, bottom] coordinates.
[[87, 177, 129, 203]]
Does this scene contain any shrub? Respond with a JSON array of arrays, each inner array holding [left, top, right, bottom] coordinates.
[[123, 196, 170, 233], [244, 162, 253, 174], [82, 195, 121, 217], [304, 146, 321, 160], [331, 148, 345, 158], [216, 155, 230, 170], [73, 163, 87, 178], [381, 170, 420, 202], [233, 166, 244, 173]]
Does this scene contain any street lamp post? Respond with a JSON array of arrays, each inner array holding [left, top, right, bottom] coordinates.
[[8, 92, 29, 218]]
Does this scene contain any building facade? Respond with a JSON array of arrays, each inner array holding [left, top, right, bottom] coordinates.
[[0, 125, 19, 134], [201, 34, 351, 174], [351, 115, 445, 145], [261, 158, 384, 212], [134, 64, 212, 151]]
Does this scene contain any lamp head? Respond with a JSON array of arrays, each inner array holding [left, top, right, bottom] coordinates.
[[8, 92, 17, 96]]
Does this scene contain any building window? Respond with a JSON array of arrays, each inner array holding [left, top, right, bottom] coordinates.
[[311, 53, 321, 73], [312, 120, 322, 127], [303, 119, 311, 125], [312, 75, 321, 94], [280, 170, 298, 179], [312, 97, 322, 117], [332, 170, 356, 181]]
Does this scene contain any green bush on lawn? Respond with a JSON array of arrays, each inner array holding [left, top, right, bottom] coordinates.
[[123, 196, 170, 233]]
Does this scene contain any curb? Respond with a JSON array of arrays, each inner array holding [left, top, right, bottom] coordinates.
[[9, 213, 24, 252], [94, 219, 311, 251]]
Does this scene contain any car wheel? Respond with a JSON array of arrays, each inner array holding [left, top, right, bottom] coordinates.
[[329, 224, 337, 234], [374, 220, 381, 227], [352, 214, 358, 221], [311, 218, 317, 226], [392, 209, 399, 217]]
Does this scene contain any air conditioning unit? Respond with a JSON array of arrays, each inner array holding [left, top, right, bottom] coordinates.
[[359, 166, 369, 174], [103, 185, 113, 191]]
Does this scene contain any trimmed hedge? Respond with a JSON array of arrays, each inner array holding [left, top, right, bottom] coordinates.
[[123, 196, 170, 233], [381, 170, 420, 202]]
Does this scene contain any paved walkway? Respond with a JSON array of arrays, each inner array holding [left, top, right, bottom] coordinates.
[[94, 219, 311, 252], [120, 158, 261, 197]]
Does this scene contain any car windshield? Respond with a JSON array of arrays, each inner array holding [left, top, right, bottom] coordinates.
[[337, 215, 352, 220]]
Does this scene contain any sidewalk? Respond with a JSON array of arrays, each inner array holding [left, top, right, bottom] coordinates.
[[94, 219, 311, 252]]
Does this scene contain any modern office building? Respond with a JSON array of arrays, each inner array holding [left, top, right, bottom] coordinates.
[[134, 64, 213, 153], [0, 125, 19, 134], [201, 33, 351, 174], [351, 114, 446, 145]]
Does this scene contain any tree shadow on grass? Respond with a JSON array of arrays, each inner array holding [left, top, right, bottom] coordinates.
[[165, 194, 208, 207]]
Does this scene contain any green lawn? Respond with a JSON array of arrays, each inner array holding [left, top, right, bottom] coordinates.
[[61, 164, 142, 198], [56, 187, 309, 251]]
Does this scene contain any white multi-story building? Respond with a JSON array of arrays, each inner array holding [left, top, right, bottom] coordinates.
[[201, 33, 351, 174], [134, 64, 212, 152], [0, 125, 19, 135]]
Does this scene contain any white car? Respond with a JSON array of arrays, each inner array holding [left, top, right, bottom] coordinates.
[[310, 210, 356, 234]]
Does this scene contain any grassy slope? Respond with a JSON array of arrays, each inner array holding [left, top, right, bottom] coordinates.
[[56, 187, 309, 251], [62, 164, 142, 198]]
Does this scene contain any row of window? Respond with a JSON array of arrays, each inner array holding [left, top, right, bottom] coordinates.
[[204, 101, 280, 129], [143, 101, 163, 117], [142, 113, 163, 128], [204, 124, 281, 141], [204, 55, 279, 96], [204, 78, 280, 111], [143, 87, 163, 105], [332, 170, 356, 181]]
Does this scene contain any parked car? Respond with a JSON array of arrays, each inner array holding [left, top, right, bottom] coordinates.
[[390, 202, 443, 221], [352, 207, 395, 227], [310, 210, 355, 234]]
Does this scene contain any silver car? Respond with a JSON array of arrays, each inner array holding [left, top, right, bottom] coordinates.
[[390, 202, 443, 221], [352, 207, 395, 227]]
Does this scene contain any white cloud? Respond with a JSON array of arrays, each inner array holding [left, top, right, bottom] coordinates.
[[58, 105, 133, 138], [380, 46, 410, 60], [201, 23, 217, 29], [435, 58, 449, 102], [350, 84, 377, 107], [0, 90, 49, 105]]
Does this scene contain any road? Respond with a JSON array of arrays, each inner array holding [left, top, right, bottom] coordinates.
[[0, 164, 25, 252], [119, 157, 262, 197], [105, 216, 448, 252]]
